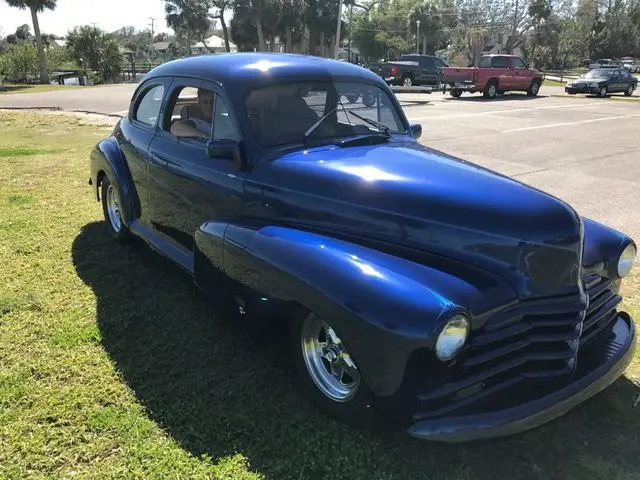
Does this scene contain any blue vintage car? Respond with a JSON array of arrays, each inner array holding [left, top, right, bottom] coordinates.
[[89, 53, 637, 442]]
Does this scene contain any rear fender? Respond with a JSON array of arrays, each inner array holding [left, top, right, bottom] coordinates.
[[195, 222, 481, 396], [90, 136, 137, 225]]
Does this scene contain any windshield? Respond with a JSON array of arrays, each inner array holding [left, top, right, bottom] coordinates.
[[585, 69, 611, 79], [244, 81, 406, 148]]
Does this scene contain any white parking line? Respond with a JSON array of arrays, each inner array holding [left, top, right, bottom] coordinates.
[[503, 113, 640, 132], [409, 102, 596, 121], [113, 110, 129, 116]]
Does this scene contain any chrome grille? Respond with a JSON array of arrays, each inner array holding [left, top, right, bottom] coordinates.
[[415, 272, 621, 420]]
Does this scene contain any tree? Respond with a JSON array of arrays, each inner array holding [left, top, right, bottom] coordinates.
[[164, 0, 215, 53], [466, 27, 488, 66], [212, 0, 232, 52], [15, 24, 31, 40], [66, 26, 123, 83], [3, 0, 57, 84]]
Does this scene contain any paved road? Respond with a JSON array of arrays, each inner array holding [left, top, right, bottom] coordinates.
[[0, 84, 137, 115], [2, 84, 639, 242]]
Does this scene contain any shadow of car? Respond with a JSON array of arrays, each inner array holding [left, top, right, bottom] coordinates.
[[72, 220, 640, 480]]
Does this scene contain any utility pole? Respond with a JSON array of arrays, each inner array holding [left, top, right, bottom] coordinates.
[[149, 17, 157, 38], [510, 0, 519, 54], [334, 0, 344, 59], [347, 1, 353, 62], [416, 20, 421, 54]]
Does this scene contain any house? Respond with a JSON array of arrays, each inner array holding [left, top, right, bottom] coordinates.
[[152, 41, 171, 54], [190, 35, 237, 54]]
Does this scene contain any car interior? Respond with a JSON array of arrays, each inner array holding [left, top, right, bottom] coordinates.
[[245, 86, 376, 147]]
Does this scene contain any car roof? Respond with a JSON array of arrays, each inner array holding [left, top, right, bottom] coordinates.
[[143, 52, 385, 86], [400, 54, 438, 58]]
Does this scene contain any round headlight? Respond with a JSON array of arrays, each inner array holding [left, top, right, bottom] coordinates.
[[435, 315, 469, 361], [618, 243, 636, 278]]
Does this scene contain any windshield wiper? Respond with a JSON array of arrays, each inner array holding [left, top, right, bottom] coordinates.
[[304, 106, 340, 140], [346, 110, 391, 136]]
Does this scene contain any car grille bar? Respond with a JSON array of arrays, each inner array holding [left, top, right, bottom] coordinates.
[[414, 272, 621, 419]]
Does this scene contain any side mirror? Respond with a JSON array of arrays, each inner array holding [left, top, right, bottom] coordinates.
[[207, 139, 242, 164], [410, 122, 422, 139]]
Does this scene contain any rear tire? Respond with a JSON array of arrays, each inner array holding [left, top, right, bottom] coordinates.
[[101, 175, 131, 243], [450, 89, 462, 98], [402, 75, 413, 87], [527, 80, 541, 96], [290, 311, 379, 429], [483, 80, 498, 99], [362, 92, 376, 107]]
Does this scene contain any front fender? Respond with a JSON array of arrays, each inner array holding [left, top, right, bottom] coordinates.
[[196, 222, 484, 396], [582, 217, 635, 279], [89, 136, 137, 225]]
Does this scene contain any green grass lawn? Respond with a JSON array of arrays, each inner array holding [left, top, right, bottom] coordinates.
[[0, 84, 92, 95], [1, 111, 639, 480], [543, 79, 567, 87]]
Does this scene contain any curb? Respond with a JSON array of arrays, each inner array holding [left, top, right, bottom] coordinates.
[[549, 94, 640, 102]]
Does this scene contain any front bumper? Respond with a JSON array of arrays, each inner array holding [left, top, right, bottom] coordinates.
[[565, 85, 600, 95], [408, 312, 636, 442]]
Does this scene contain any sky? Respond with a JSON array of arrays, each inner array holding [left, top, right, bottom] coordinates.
[[0, 0, 179, 38]]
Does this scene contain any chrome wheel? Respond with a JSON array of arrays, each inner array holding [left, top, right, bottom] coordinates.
[[488, 84, 496, 98], [403, 76, 413, 87], [301, 314, 360, 402], [106, 184, 122, 233], [599, 86, 607, 97]]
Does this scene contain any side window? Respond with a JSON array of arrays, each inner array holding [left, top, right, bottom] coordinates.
[[513, 58, 527, 69], [164, 85, 215, 140], [133, 85, 164, 126], [420, 57, 434, 68], [491, 57, 509, 68], [212, 96, 240, 141]]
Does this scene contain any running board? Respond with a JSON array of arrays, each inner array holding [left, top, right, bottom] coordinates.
[[129, 220, 194, 275]]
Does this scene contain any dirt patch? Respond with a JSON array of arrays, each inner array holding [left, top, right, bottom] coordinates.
[[0, 108, 120, 126]]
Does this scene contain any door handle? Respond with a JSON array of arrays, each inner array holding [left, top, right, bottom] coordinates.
[[150, 151, 170, 166]]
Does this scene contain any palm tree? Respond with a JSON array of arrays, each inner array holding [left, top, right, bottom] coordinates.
[[4, 0, 57, 84]]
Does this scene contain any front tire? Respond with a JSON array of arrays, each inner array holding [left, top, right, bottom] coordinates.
[[450, 89, 462, 98], [101, 175, 131, 243], [291, 312, 378, 428], [527, 80, 541, 96], [598, 86, 608, 98]]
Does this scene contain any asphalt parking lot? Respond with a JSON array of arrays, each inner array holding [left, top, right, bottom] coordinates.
[[399, 92, 640, 244], [2, 85, 639, 244]]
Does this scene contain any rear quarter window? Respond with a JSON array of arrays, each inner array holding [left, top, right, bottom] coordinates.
[[133, 85, 165, 126]]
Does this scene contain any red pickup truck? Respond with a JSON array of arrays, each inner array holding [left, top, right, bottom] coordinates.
[[441, 55, 543, 99]]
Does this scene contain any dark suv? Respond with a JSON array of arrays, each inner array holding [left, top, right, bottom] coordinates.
[[370, 54, 448, 87]]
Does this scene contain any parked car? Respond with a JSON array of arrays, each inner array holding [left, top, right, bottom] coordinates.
[[565, 67, 637, 97], [90, 53, 637, 442], [441, 54, 543, 99], [621, 59, 639, 73], [369, 54, 448, 88], [588, 58, 620, 70]]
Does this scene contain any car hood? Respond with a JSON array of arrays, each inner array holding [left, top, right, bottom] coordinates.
[[248, 140, 584, 299], [573, 78, 606, 84]]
